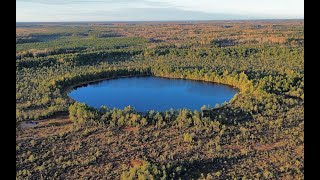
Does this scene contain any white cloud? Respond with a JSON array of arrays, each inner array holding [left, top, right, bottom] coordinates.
[[16, 0, 304, 21], [153, 0, 303, 17]]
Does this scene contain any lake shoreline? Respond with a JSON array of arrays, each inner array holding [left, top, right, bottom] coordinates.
[[66, 75, 239, 111], [62, 74, 149, 97], [63, 74, 240, 96]]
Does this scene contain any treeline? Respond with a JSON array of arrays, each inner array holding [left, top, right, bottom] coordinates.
[[16, 45, 303, 121], [16, 67, 150, 121], [16, 49, 144, 69], [16, 22, 304, 179], [16, 36, 147, 52], [16, 36, 147, 59], [16, 23, 304, 123]]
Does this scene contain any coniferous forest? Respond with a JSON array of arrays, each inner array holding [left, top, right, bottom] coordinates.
[[16, 20, 304, 179]]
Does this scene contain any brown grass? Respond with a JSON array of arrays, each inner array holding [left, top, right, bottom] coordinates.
[[122, 126, 139, 133], [16, 28, 49, 36], [130, 159, 144, 168], [252, 141, 287, 151]]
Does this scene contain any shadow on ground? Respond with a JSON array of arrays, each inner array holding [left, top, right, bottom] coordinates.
[[169, 155, 246, 179], [202, 106, 253, 125]]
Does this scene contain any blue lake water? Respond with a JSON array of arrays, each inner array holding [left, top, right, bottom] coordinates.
[[68, 76, 238, 111]]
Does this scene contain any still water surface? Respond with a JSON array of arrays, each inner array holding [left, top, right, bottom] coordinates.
[[68, 77, 238, 111]]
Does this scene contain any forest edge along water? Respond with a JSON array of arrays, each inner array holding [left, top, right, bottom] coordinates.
[[16, 21, 304, 179], [67, 76, 239, 112]]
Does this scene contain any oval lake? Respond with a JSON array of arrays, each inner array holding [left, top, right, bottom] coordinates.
[[68, 76, 238, 111]]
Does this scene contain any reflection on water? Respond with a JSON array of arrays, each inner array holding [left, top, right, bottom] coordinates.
[[68, 77, 238, 111]]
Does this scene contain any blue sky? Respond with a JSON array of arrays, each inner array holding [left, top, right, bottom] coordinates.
[[16, 0, 304, 22]]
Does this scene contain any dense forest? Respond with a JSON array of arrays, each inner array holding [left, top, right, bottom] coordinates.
[[16, 20, 304, 179]]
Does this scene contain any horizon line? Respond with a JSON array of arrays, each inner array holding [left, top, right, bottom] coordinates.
[[16, 18, 304, 23]]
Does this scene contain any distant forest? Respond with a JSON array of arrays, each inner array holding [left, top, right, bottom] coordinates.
[[16, 20, 304, 179]]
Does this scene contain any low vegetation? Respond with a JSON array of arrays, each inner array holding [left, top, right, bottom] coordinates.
[[16, 20, 304, 179]]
